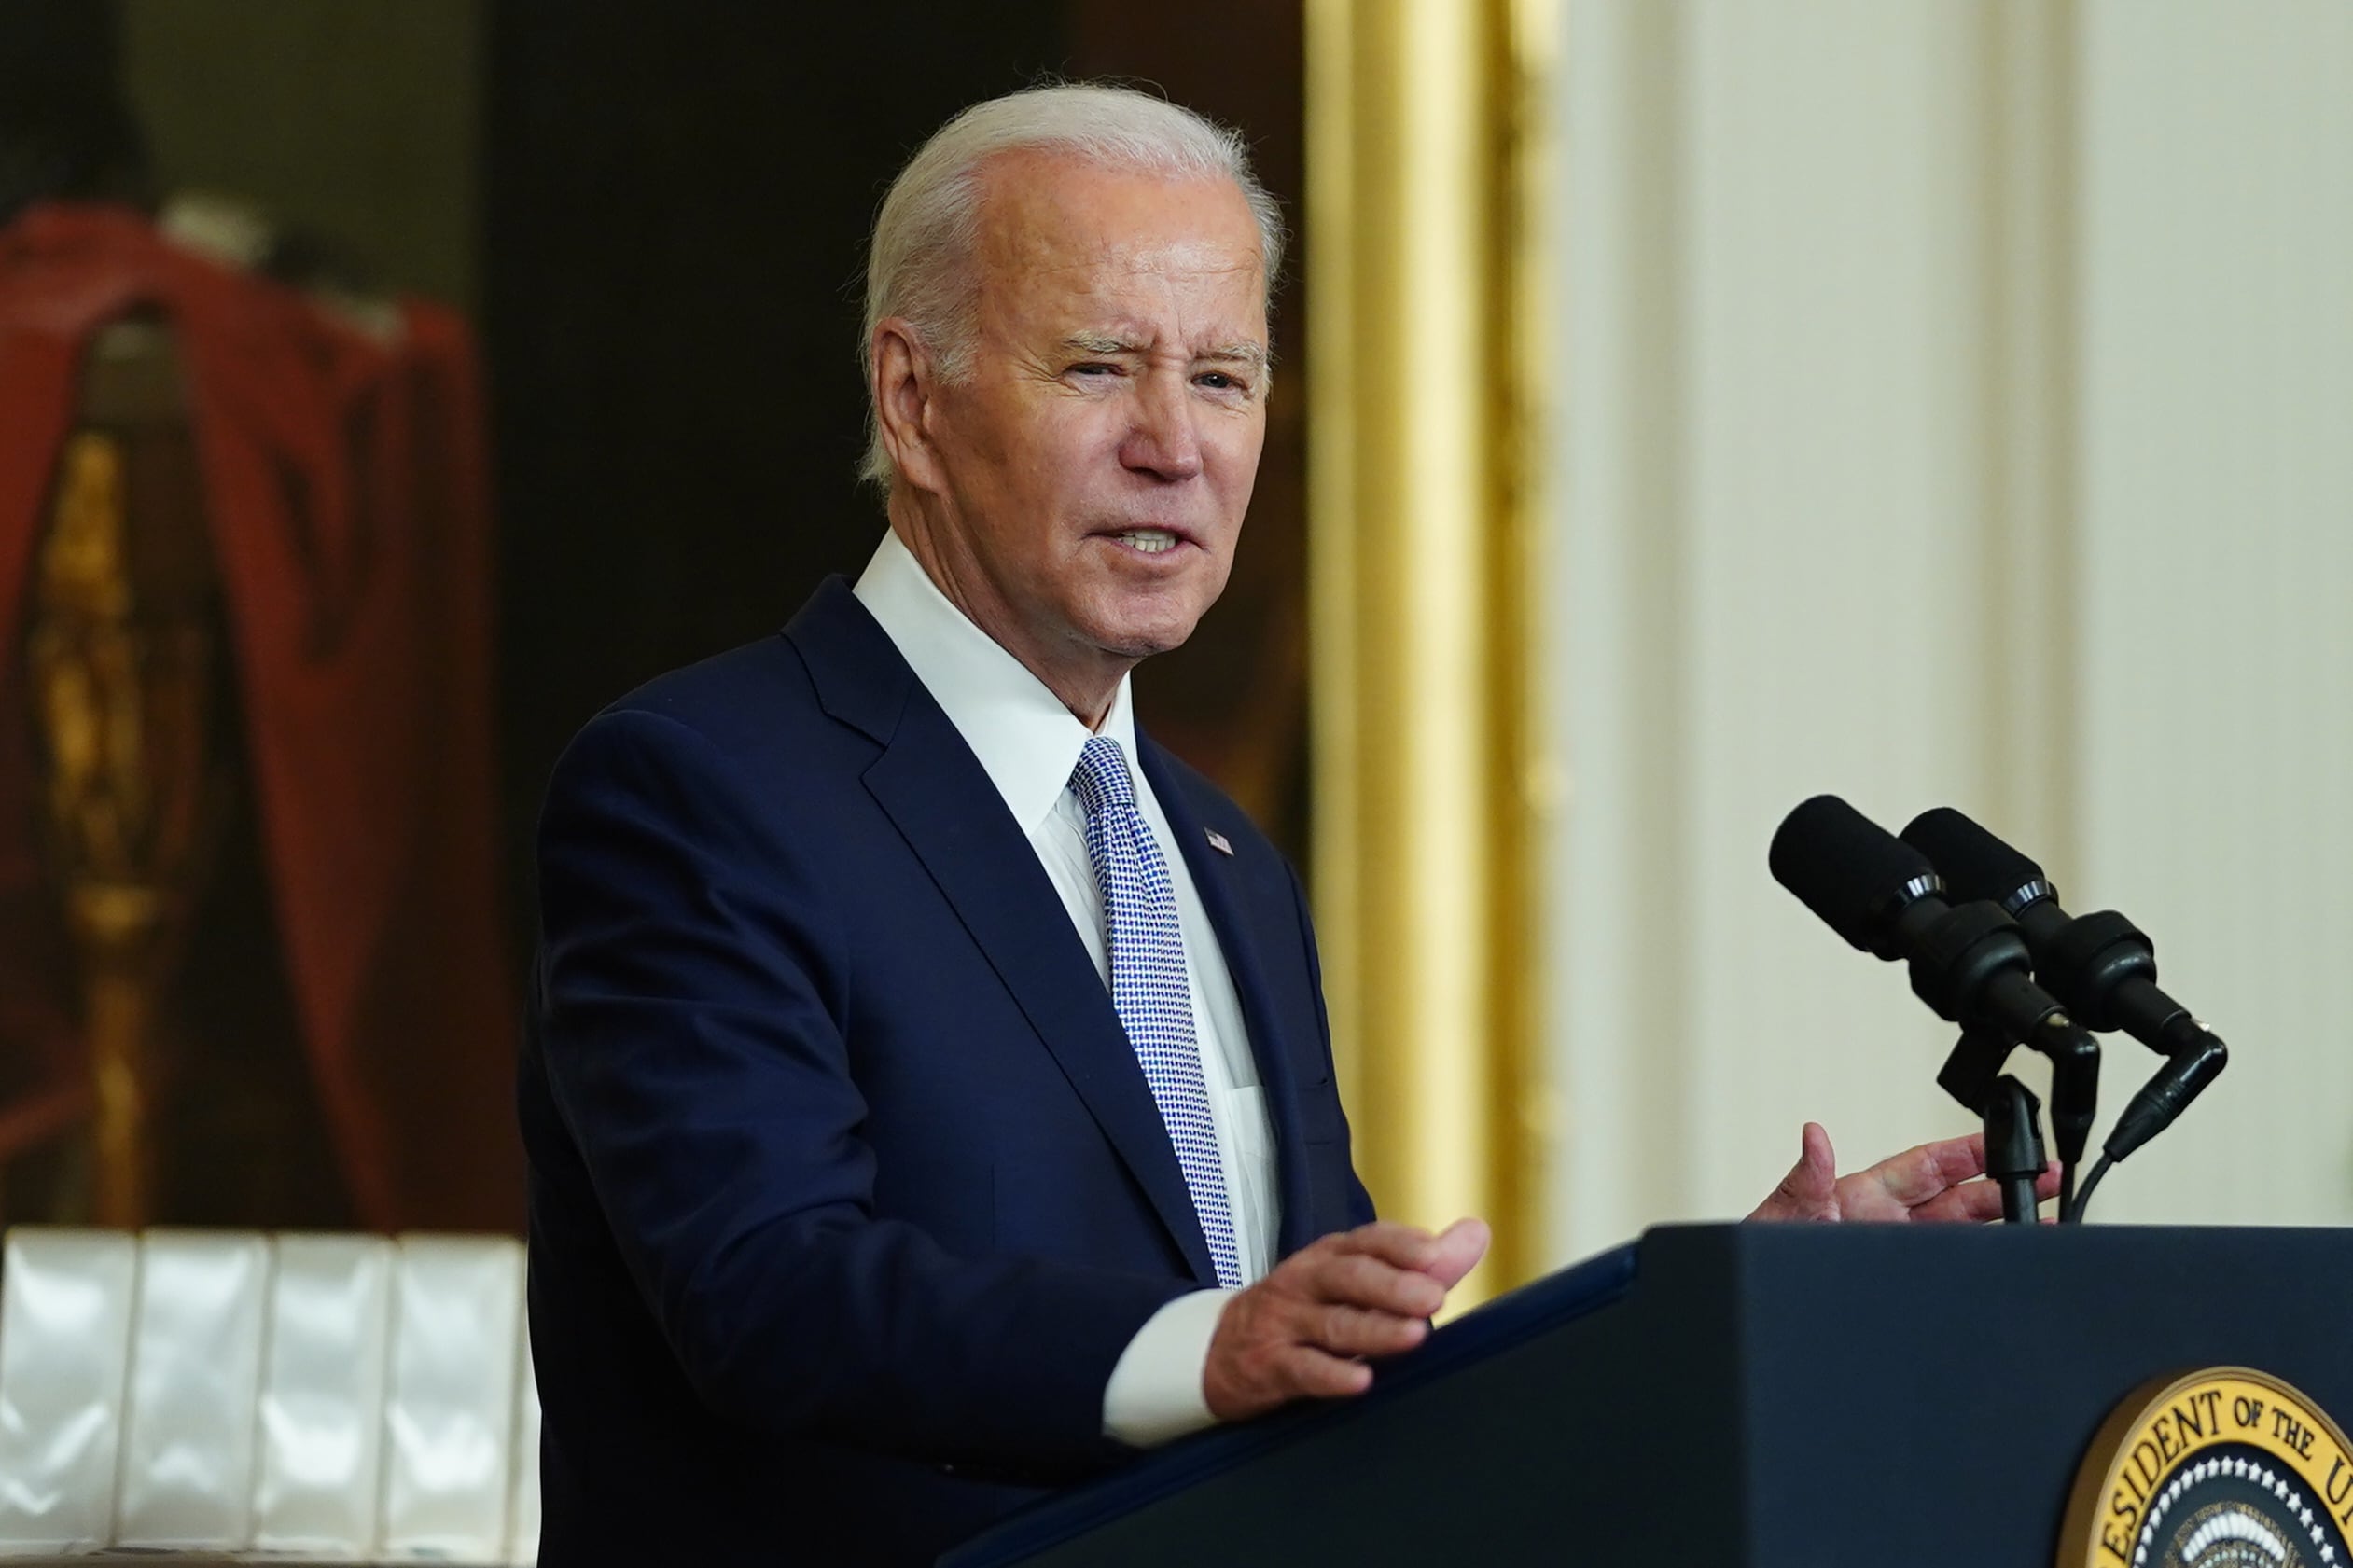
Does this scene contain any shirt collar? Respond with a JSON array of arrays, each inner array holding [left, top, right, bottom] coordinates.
[[852, 528, 1139, 835]]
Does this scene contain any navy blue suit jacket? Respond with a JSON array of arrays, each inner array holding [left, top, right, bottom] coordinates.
[[520, 579, 1375, 1566]]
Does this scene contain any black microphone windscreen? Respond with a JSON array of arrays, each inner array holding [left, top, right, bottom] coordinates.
[[1901, 807, 2049, 908], [1769, 795, 1939, 957]]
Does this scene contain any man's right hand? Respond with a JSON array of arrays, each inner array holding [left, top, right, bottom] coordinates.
[[1202, 1218, 1490, 1422]]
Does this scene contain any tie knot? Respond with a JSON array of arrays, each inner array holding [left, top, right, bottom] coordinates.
[[1068, 735, 1135, 814]]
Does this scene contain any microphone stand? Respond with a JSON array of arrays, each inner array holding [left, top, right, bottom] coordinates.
[[1936, 1017, 2098, 1222], [1938, 1026, 2047, 1223], [1984, 1076, 2046, 1223], [1885, 895, 2101, 1222]]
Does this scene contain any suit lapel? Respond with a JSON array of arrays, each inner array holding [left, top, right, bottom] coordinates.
[[787, 582, 1220, 1285], [1137, 740, 1319, 1259]]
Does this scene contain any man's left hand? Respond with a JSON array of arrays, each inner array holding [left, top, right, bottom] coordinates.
[[1746, 1122, 2062, 1223]]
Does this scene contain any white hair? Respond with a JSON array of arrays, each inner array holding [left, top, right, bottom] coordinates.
[[858, 82, 1285, 490]]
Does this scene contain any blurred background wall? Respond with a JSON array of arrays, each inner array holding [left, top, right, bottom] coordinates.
[[1548, 0, 2353, 1256], [118, 0, 481, 310]]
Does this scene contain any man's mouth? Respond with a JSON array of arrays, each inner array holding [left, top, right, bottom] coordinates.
[[1116, 528, 1179, 554]]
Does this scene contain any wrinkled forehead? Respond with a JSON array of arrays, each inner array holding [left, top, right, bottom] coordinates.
[[968, 152, 1270, 335]]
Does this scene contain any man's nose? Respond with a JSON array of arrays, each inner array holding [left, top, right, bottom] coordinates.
[[1120, 370, 1204, 481]]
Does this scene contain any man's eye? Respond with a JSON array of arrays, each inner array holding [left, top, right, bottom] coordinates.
[[1070, 362, 1121, 378]]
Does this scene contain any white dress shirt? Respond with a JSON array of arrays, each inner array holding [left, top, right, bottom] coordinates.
[[852, 529, 1275, 1447]]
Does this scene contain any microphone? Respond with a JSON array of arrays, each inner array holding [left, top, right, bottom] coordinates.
[[1770, 796, 2100, 1212], [1771, 795, 2080, 1047], [1900, 807, 2227, 1167]]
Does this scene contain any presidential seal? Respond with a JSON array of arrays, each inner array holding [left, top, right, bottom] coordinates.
[[2060, 1367, 2353, 1567]]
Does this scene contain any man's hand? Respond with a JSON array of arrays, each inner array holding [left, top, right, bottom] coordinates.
[[1203, 1218, 1490, 1422], [1747, 1122, 2062, 1223]]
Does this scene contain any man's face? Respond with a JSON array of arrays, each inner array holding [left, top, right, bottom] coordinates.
[[898, 153, 1270, 701]]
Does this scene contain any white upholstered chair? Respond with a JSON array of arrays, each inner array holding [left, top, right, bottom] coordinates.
[[0, 1227, 540, 1564]]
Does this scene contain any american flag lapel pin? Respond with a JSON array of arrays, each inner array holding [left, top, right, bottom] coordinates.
[[1204, 827, 1234, 857]]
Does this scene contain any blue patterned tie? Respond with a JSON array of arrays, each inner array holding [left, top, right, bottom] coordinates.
[[1068, 736, 1243, 1288]]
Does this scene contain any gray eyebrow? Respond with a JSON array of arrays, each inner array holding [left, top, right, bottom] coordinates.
[[1058, 334, 1270, 374], [1060, 332, 1138, 356], [1199, 341, 1271, 373]]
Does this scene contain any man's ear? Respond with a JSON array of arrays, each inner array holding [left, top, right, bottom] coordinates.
[[872, 320, 945, 493]]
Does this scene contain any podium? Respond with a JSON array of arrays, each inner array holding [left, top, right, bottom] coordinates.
[[945, 1224, 2353, 1566]]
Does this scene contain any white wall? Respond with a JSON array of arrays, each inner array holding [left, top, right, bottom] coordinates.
[[1546, 0, 2353, 1259], [2070, 0, 2353, 1223]]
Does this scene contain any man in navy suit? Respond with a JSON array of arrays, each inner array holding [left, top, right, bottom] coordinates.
[[520, 84, 2048, 1566]]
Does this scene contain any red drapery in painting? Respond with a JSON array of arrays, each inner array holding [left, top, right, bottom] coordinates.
[[0, 202, 520, 1230]]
